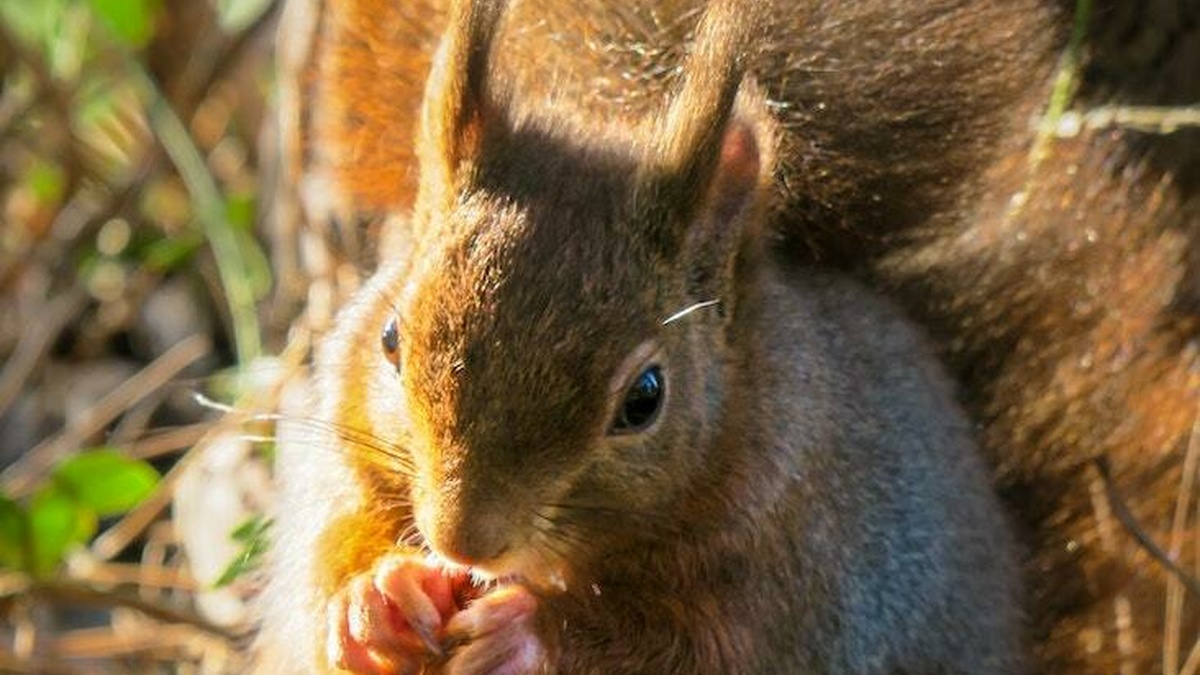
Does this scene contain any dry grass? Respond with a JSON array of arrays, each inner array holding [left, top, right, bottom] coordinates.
[[0, 1, 290, 672]]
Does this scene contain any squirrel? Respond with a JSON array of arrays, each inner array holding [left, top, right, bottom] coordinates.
[[261, 0, 1200, 673], [263, 1, 1024, 671]]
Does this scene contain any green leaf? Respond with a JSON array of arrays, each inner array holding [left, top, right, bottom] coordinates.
[[214, 517, 271, 588], [53, 448, 160, 517], [224, 193, 256, 231], [0, 0, 84, 79], [230, 515, 271, 542], [255, 439, 277, 464], [27, 160, 66, 206], [0, 2, 55, 45], [236, 225, 273, 300], [28, 487, 91, 578], [73, 75, 143, 176], [0, 496, 28, 572], [140, 70, 262, 362], [87, 0, 159, 47], [141, 233, 202, 271]]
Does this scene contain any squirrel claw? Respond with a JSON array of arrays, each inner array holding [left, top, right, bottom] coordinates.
[[327, 583, 417, 675], [327, 552, 465, 674]]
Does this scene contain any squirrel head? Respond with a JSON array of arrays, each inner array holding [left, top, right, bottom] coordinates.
[[384, 0, 776, 583]]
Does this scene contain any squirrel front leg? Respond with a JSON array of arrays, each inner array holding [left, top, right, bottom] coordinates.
[[269, 411, 528, 674], [313, 512, 437, 674], [325, 543, 552, 675], [282, 408, 554, 674]]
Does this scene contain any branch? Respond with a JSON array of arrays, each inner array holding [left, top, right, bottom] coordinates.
[[2, 576, 243, 641], [1093, 456, 1200, 599]]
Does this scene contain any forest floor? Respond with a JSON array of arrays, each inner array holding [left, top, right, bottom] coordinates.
[[1, 1, 286, 672]]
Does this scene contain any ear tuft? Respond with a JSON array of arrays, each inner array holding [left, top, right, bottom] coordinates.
[[644, 0, 769, 248], [416, 0, 508, 215]]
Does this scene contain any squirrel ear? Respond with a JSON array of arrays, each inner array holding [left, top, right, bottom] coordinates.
[[648, 1, 770, 247], [702, 85, 772, 228], [417, 0, 507, 210]]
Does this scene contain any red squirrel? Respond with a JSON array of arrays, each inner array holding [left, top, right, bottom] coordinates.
[[262, 0, 1200, 672]]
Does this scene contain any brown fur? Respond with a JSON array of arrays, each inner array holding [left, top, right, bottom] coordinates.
[[879, 2, 1200, 670], [267, 0, 1200, 672]]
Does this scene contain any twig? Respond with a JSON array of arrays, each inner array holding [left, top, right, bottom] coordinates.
[[100, 345, 304, 560], [0, 18, 70, 113], [92, 331, 311, 561], [0, 95, 38, 145], [138, 66, 264, 364], [76, 561, 198, 591], [1165, 406, 1200, 675], [1182, 638, 1200, 675], [128, 423, 214, 460], [13, 598, 34, 659], [1, 334, 212, 497], [1093, 456, 1200, 599], [0, 0, 279, 293], [0, 285, 89, 416], [108, 390, 167, 448], [91, 439, 193, 562], [1051, 105, 1200, 137], [2, 577, 240, 640], [0, 654, 81, 675], [0, 18, 88, 212], [1029, 0, 1092, 168], [175, 0, 284, 116], [47, 624, 204, 658]]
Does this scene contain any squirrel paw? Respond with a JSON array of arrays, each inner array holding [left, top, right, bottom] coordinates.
[[326, 553, 462, 675], [442, 584, 550, 675]]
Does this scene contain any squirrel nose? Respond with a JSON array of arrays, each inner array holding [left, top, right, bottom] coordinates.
[[422, 496, 513, 566]]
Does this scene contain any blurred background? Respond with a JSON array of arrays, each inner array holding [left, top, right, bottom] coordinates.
[[0, 0, 293, 672]]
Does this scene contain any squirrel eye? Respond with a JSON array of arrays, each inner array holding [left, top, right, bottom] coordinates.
[[611, 366, 664, 434], [381, 317, 401, 371]]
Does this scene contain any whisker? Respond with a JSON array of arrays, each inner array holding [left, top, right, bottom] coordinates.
[[546, 531, 581, 560], [193, 398, 406, 459], [233, 434, 277, 444], [531, 529, 572, 572], [365, 487, 414, 503], [270, 415, 417, 475], [529, 531, 558, 565], [534, 511, 591, 549], [661, 299, 720, 325], [193, 391, 237, 414], [396, 523, 426, 549], [547, 501, 683, 539], [358, 501, 408, 519], [557, 526, 592, 548], [130, 362, 316, 395]]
